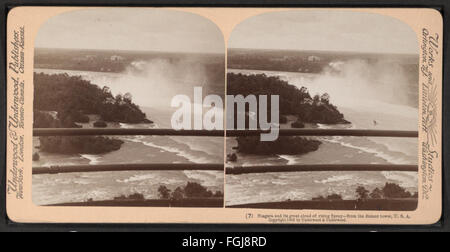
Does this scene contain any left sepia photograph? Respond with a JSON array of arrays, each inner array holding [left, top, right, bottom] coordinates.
[[31, 8, 225, 207]]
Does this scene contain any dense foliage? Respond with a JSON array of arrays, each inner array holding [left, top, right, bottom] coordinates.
[[228, 49, 325, 73], [39, 136, 123, 154], [359, 183, 418, 200], [113, 193, 146, 201], [227, 73, 349, 124], [312, 183, 418, 201], [34, 111, 81, 128], [312, 194, 343, 201], [34, 104, 124, 155], [34, 72, 151, 124], [158, 182, 223, 200], [237, 136, 321, 155]]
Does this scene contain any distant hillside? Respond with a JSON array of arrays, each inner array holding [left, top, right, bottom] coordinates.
[[228, 48, 419, 74], [34, 48, 225, 98], [35, 48, 224, 73]]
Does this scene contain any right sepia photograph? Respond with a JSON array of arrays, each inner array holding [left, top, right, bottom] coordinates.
[[225, 10, 420, 210]]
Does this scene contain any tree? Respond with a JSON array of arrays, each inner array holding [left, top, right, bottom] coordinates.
[[184, 182, 211, 198], [356, 186, 369, 200], [34, 73, 150, 124], [115, 94, 123, 104], [32, 152, 40, 161], [382, 183, 412, 198], [370, 188, 384, 199], [300, 87, 308, 94], [312, 195, 326, 201], [214, 191, 224, 197], [326, 194, 343, 200], [226, 73, 348, 124], [128, 193, 145, 200], [123, 92, 133, 104], [313, 94, 321, 105], [102, 86, 111, 95], [171, 187, 185, 200], [321, 93, 330, 104], [158, 185, 171, 199]]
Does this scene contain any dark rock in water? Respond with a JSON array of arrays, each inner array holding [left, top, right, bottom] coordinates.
[[341, 119, 351, 124], [143, 119, 154, 124], [32, 152, 40, 161], [227, 153, 238, 162], [291, 120, 305, 128], [93, 121, 108, 128]]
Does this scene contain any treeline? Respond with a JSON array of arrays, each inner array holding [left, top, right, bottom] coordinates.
[[228, 51, 325, 73], [34, 72, 151, 125], [157, 182, 223, 200], [312, 183, 418, 201], [227, 73, 349, 125], [227, 73, 348, 156], [34, 111, 80, 128], [237, 136, 321, 155], [39, 136, 123, 155], [33, 73, 147, 155], [34, 113, 124, 155], [35, 48, 225, 76], [228, 48, 419, 75], [355, 183, 418, 200]]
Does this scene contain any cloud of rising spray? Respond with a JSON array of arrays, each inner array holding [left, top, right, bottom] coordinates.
[[303, 59, 418, 111], [104, 58, 212, 108]]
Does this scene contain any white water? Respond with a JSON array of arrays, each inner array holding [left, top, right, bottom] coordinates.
[[226, 59, 419, 205], [33, 67, 224, 205], [33, 57, 420, 205], [228, 64, 418, 165]]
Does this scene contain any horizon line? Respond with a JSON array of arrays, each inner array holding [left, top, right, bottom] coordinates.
[[228, 47, 419, 56], [34, 47, 225, 55]]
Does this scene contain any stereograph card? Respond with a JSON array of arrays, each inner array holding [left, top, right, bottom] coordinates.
[[5, 7, 443, 225]]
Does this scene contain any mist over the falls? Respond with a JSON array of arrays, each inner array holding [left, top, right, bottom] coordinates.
[[303, 59, 419, 110], [104, 58, 224, 109]]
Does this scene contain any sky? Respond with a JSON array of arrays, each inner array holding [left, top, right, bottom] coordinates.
[[229, 10, 419, 54], [35, 8, 224, 54]]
